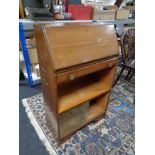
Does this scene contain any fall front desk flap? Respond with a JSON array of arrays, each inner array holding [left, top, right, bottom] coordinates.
[[34, 23, 118, 71]]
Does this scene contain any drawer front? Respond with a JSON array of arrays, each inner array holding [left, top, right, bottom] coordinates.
[[56, 57, 118, 84]]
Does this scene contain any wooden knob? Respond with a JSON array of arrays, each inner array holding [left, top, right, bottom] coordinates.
[[69, 74, 75, 80], [108, 63, 112, 67], [41, 67, 45, 72]]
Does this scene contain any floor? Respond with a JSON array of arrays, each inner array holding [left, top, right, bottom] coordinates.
[[19, 82, 49, 155]]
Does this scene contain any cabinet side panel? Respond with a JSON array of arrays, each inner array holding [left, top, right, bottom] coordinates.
[[98, 66, 117, 88], [34, 25, 58, 139], [97, 66, 117, 111]]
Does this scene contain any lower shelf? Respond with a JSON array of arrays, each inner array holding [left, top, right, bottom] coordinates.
[[58, 92, 110, 140], [86, 104, 105, 123], [58, 79, 110, 113], [86, 92, 110, 122]]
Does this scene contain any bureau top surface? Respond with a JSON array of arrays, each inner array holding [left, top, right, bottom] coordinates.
[[35, 23, 118, 70]]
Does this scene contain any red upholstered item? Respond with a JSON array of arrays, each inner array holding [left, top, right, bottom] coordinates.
[[68, 4, 93, 20]]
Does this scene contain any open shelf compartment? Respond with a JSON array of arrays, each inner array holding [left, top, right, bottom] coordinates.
[[58, 66, 115, 114], [58, 92, 111, 140], [86, 92, 110, 122]]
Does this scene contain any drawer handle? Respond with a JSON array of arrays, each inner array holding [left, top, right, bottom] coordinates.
[[69, 74, 75, 80], [108, 63, 112, 67]]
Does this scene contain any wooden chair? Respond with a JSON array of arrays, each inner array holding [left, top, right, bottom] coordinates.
[[113, 27, 135, 87]]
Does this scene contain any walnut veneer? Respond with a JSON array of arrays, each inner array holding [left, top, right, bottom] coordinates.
[[34, 23, 118, 143]]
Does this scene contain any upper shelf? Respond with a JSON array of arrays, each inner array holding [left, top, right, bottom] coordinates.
[[58, 77, 110, 113]]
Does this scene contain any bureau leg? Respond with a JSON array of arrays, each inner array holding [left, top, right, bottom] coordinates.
[[125, 69, 131, 80]]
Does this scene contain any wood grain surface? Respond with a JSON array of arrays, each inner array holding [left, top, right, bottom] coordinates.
[[44, 24, 118, 70], [34, 23, 118, 143]]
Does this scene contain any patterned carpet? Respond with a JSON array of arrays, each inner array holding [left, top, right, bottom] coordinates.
[[22, 78, 135, 155]]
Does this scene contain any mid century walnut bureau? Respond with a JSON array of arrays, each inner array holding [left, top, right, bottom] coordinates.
[[34, 23, 118, 143]]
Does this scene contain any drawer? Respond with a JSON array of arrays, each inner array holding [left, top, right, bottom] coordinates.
[[56, 57, 118, 84]]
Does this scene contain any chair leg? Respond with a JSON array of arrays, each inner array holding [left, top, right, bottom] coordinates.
[[128, 72, 134, 81], [113, 66, 125, 87], [125, 69, 131, 80]]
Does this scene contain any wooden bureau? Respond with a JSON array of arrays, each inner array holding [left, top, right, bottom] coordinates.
[[34, 23, 118, 143]]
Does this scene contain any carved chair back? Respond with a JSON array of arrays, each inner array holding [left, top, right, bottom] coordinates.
[[121, 27, 135, 68]]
